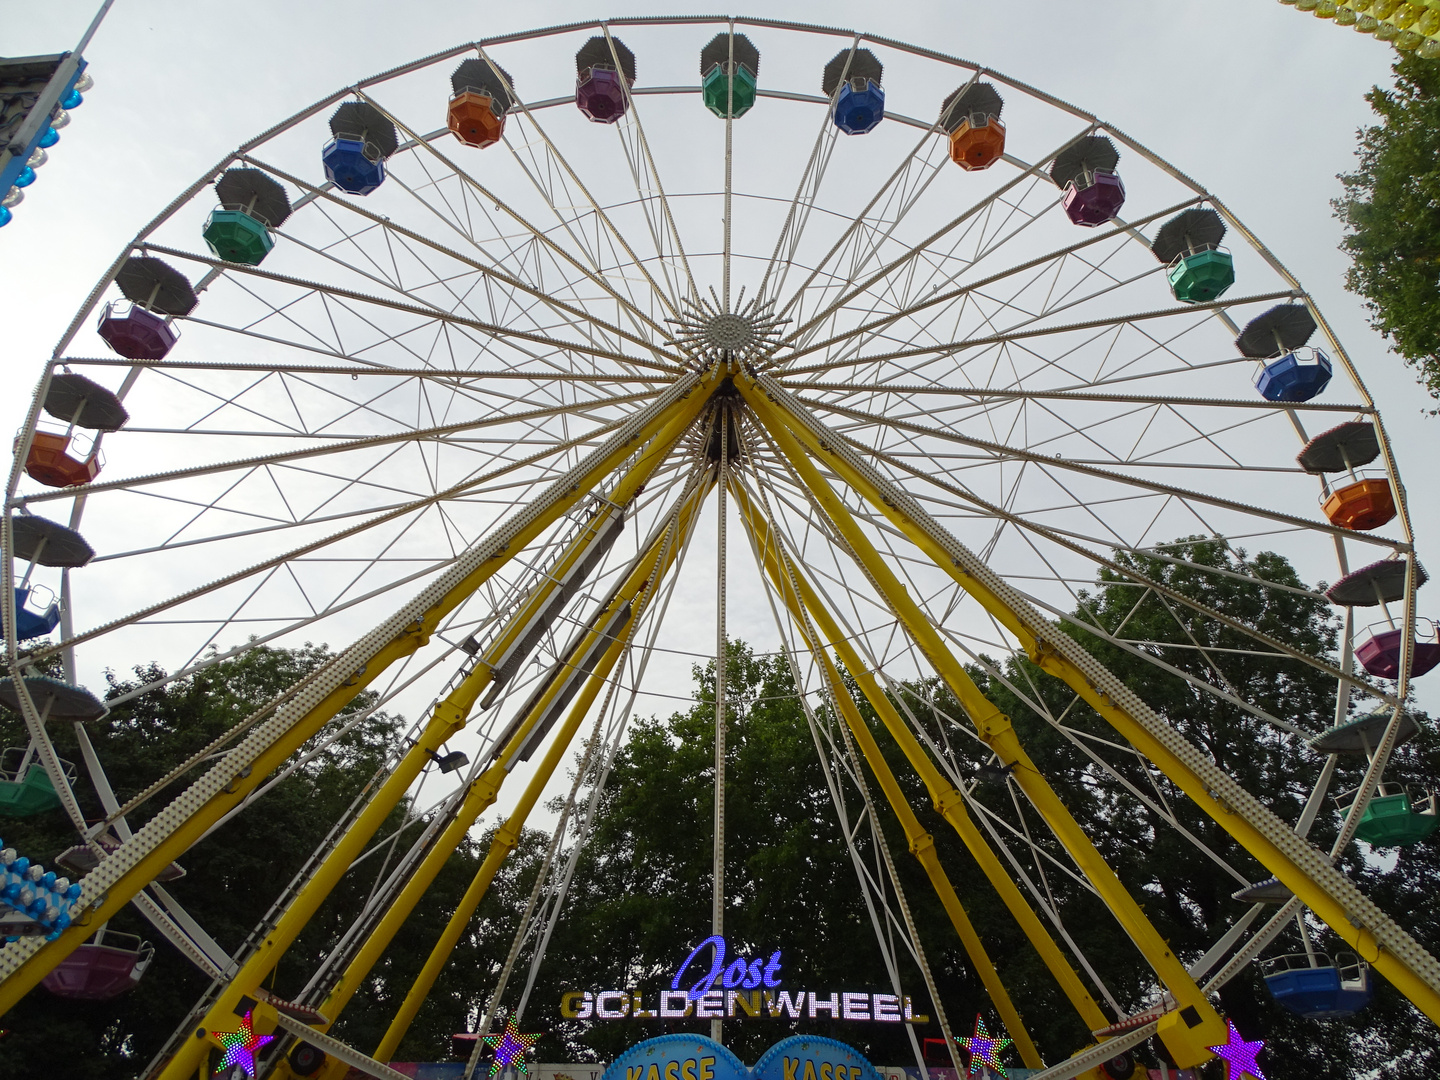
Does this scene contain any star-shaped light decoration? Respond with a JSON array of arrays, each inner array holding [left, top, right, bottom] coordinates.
[[960, 1014, 1012, 1079], [483, 1013, 542, 1078], [215, 1010, 274, 1078], [1208, 1019, 1267, 1080]]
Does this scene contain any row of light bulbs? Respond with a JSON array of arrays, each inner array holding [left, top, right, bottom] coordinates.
[[1282, 0, 1440, 56], [0, 70, 94, 228]]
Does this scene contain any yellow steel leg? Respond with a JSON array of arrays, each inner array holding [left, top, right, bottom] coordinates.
[[733, 479, 1110, 1041], [737, 495, 1041, 1065], [0, 378, 720, 1019], [748, 372, 1440, 1030], [301, 450, 710, 1028], [321, 761, 499, 1007], [739, 379, 1227, 1067], [819, 641, 1044, 1066], [375, 635, 623, 1062], [147, 392, 714, 1080], [370, 475, 712, 1063], [295, 487, 706, 1080], [317, 476, 707, 1046]]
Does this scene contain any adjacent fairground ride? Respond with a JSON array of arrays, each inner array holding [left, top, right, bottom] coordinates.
[[1, 16, 1436, 1080]]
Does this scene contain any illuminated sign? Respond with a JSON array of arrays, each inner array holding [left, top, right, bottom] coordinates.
[[560, 936, 930, 1025], [673, 935, 782, 997], [599, 1035, 884, 1080], [752, 1036, 883, 1080], [602, 1033, 749, 1080]]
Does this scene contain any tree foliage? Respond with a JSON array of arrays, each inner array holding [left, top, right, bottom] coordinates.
[[1336, 52, 1440, 405], [968, 539, 1440, 1079], [0, 643, 544, 1078]]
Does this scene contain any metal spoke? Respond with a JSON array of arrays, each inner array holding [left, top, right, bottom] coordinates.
[[137, 242, 681, 374], [602, 26, 699, 305], [475, 46, 683, 321], [357, 90, 674, 343], [243, 153, 672, 360], [773, 127, 1099, 352], [772, 197, 1206, 368], [781, 377, 1368, 413], [780, 289, 1297, 377], [796, 401, 1398, 703], [9, 392, 650, 509], [796, 390, 1407, 550], [18, 409, 640, 664]]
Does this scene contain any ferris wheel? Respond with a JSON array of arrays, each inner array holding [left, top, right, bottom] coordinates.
[[0, 15, 1436, 1080]]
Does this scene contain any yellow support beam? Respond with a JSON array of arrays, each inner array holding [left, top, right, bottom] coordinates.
[[148, 390, 715, 1080], [738, 377, 1227, 1067], [0, 622, 427, 1018], [369, 473, 712, 1065], [0, 378, 717, 1019], [300, 468, 711, 1042], [733, 485, 1041, 1067], [748, 371, 1440, 1030], [732, 479, 1110, 1044], [329, 474, 709, 1062]]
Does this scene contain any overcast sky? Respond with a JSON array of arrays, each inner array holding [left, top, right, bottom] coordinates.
[[4, 3, 1435, 726]]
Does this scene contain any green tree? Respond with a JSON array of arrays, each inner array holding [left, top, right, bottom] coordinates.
[[1335, 52, 1440, 406], [0, 644, 413, 1078], [515, 641, 1095, 1068], [967, 539, 1440, 1079]]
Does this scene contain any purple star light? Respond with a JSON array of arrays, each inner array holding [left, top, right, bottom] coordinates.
[[483, 1014, 541, 1078], [215, 1010, 274, 1078], [1208, 1019, 1267, 1080], [960, 1014, 1012, 1079]]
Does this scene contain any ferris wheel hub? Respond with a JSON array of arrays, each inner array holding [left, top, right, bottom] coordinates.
[[704, 313, 754, 352], [667, 295, 788, 367]]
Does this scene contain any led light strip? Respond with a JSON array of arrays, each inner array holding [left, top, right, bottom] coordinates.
[[1280, 0, 1440, 57]]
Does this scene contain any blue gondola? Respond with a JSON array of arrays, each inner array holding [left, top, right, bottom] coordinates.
[[5, 516, 90, 645], [1237, 304, 1332, 403], [6, 587, 60, 640], [321, 138, 386, 195], [1254, 347, 1333, 403], [1263, 952, 1373, 1018], [823, 48, 885, 135], [321, 102, 398, 196], [834, 79, 885, 135]]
